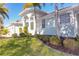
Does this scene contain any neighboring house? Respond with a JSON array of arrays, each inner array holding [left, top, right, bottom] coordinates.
[[7, 20, 23, 37], [8, 5, 79, 37]]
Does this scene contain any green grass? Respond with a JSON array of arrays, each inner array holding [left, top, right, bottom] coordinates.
[[0, 37, 65, 56]]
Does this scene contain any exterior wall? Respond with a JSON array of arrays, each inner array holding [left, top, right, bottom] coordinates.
[[37, 15, 57, 35], [7, 25, 22, 37], [7, 25, 15, 37], [58, 8, 79, 37], [59, 10, 76, 37], [37, 10, 77, 37]]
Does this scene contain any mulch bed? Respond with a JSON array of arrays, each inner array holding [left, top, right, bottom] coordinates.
[[39, 39, 79, 56]]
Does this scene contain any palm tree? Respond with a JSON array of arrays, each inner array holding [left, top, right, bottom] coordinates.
[[43, 3, 64, 46], [0, 3, 9, 19], [0, 3, 9, 33], [23, 3, 43, 34], [54, 3, 64, 46], [54, 3, 60, 39]]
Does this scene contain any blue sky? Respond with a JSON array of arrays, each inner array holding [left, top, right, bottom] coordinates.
[[3, 3, 77, 27]]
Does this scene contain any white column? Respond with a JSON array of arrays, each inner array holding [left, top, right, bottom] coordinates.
[[22, 17, 25, 27], [28, 17, 30, 33], [34, 16, 36, 35]]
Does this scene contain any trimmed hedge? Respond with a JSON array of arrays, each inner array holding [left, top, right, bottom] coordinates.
[[63, 39, 78, 51], [34, 35, 61, 45], [19, 33, 26, 37], [49, 36, 61, 46]]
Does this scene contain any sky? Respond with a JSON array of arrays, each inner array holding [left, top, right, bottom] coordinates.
[[3, 3, 78, 27]]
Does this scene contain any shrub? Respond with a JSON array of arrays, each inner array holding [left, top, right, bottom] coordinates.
[[19, 33, 26, 37], [23, 25, 28, 34], [19, 27, 22, 33], [34, 34, 42, 39], [12, 33, 18, 38], [34, 35, 51, 44], [42, 36, 50, 42], [35, 35, 50, 39], [1, 28, 9, 35], [49, 36, 61, 46], [63, 39, 78, 51]]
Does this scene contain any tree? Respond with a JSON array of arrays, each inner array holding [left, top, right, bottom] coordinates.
[[1, 28, 9, 35], [0, 3, 9, 19], [54, 3, 64, 46], [23, 25, 28, 34], [54, 3, 60, 39], [0, 3, 9, 31], [19, 27, 22, 33], [43, 3, 64, 46]]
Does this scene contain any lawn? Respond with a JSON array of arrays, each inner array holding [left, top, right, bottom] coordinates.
[[0, 37, 66, 56]]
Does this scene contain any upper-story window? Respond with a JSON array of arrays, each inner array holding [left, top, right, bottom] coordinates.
[[60, 13, 70, 24], [42, 19, 45, 28]]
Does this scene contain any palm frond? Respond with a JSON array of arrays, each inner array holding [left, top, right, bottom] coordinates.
[[23, 3, 33, 9], [0, 8, 9, 19], [23, 3, 42, 9], [1, 8, 8, 12], [0, 12, 5, 19], [0, 3, 5, 7]]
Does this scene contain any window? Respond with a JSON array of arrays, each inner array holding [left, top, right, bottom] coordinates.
[[60, 13, 70, 24], [31, 22, 34, 30], [42, 19, 45, 28]]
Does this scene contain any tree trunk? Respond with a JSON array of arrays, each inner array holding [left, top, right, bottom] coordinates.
[[33, 6, 37, 35], [54, 3, 60, 39]]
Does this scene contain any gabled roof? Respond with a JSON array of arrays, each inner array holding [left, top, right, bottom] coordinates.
[[19, 8, 48, 16], [10, 22, 22, 26], [8, 19, 23, 27], [40, 4, 79, 20]]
